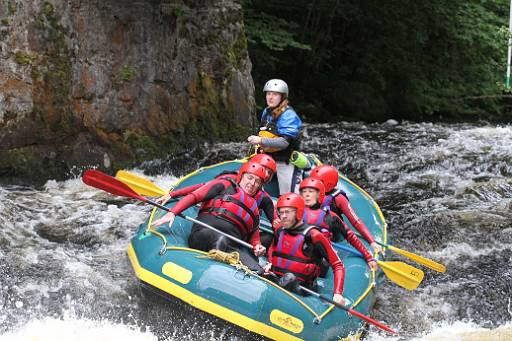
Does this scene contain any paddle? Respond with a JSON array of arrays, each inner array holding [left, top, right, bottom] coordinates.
[[372, 240, 446, 273], [82, 169, 396, 335], [333, 243, 424, 291], [115, 170, 167, 197], [267, 272, 397, 334], [83, 169, 252, 249]]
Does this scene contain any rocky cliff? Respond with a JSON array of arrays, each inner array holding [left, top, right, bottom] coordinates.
[[0, 0, 254, 182]]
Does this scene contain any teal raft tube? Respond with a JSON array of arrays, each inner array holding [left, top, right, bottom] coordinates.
[[127, 155, 388, 340]]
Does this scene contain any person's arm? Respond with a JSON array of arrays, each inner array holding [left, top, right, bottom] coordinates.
[[169, 183, 204, 198], [259, 193, 276, 222], [275, 110, 302, 138], [260, 136, 290, 151], [343, 224, 373, 263], [249, 228, 263, 248], [310, 229, 345, 295], [170, 180, 226, 215], [335, 195, 375, 244]]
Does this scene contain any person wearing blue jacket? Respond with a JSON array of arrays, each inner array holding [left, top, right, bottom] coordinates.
[[247, 79, 302, 195]]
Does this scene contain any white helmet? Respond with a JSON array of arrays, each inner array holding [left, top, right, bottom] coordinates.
[[263, 79, 288, 97]]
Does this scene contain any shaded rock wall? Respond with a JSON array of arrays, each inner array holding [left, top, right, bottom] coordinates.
[[0, 0, 255, 182]]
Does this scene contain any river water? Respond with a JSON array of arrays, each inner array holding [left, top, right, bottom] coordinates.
[[0, 121, 511, 340]]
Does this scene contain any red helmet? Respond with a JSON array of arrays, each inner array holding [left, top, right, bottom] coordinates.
[[299, 177, 325, 204], [250, 153, 276, 182], [277, 192, 305, 222], [237, 162, 267, 184], [310, 165, 338, 192], [251, 153, 277, 173]]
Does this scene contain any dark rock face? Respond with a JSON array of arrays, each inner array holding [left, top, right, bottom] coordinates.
[[0, 0, 255, 183]]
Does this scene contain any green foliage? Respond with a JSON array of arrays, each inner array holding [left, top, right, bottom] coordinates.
[[14, 51, 35, 66], [173, 6, 183, 17], [243, 1, 310, 52], [7, 1, 16, 15], [119, 65, 136, 82], [243, 0, 510, 121]]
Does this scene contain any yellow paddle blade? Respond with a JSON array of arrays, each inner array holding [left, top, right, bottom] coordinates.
[[387, 245, 446, 273], [377, 260, 424, 291], [115, 170, 167, 197]]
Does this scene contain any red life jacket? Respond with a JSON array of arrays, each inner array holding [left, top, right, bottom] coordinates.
[[302, 207, 332, 240], [200, 180, 260, 237], [270, 226, 321, 282], [253, 189, 265, 206]]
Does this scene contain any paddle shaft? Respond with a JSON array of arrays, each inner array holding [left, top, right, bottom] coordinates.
[[141, 198, 254, 250], [372, 239, 446, 273], [299, 286, 396, 334], [267, 272, 396, 334]]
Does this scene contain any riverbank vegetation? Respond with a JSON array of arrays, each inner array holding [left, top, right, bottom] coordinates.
[[243, 0, 511, 121]]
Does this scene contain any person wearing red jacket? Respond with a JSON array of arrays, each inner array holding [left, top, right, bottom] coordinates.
[[264, 193, 347, 305], [157, 154, 278, 225], [310, 165, 383, 255], [153, 162, 268, 270], [299, 177, 377, 271]]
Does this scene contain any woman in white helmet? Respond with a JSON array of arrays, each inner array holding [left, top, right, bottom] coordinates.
[[247, 79, 303, 195]]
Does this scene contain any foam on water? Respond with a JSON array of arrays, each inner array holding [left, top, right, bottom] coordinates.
[[0, 316, 158, 341]]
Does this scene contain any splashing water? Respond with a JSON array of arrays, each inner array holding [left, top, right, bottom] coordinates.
[[1, 121, 511, 340]]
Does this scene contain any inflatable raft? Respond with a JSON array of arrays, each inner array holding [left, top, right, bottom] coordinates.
[[127, 156, 388, 340]]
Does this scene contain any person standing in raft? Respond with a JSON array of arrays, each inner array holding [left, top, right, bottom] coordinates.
[[153, 162, 268, 270], [263, 193, 348, 305], [247, 79, 302, 195], [310, 165, 383, 255]]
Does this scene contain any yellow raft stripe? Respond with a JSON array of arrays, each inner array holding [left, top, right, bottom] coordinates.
[[127, 243, 304, 341]]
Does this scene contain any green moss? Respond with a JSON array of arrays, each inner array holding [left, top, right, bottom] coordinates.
[[14, 51, 36, 66], [0, 148, 43, 177], [1, 18, 10, 26], [173, 6, 183, 17], [122, 130, 159, 161], [7, 1, 16, 15], [42, 2, 54, 16], [226, 30, 248, 69], [30, 2, 74, 138], [119, 65, 136, 82]]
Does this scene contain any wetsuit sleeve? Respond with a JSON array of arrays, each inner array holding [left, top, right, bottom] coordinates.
[[169, 183, 204, 198], [310, 229, 345, 295], [259, 193, 276, 222], [261, 137, 290, 150], [335, 195, 375, 244], [170, 180, 227, 215], [344, 226, 373, 263], [248, 228, 262, 247]]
